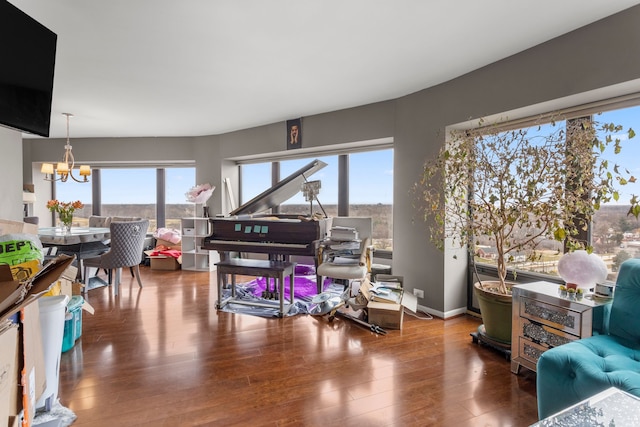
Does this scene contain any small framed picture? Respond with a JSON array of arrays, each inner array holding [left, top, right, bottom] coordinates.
[[287, 118, 302, 150]]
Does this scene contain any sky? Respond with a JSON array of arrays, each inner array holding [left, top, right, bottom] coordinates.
[[241, 150, 394, 205], [599, 105, 640, 204]]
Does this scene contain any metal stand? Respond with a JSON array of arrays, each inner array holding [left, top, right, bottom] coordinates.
[[471, 324, 511, 360], [334, 310, 387, 335]]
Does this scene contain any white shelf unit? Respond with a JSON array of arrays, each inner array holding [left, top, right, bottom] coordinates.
[[181, 217, 212, 271]]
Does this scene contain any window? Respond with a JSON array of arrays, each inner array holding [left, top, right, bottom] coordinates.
[[53, 177, 92, 227], [166, 167, 196, 229], [280, 155, 338, 218], [101, 168, 157, 230], [473, 104, 640, 284], [591, 106, 640, 280], [53, 166, 195, 232], [350, 150, 393, 251], [240, 163, 272, 205]]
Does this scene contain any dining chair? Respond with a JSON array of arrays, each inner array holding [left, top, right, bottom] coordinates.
[[315, 217, 374, 293], [88, 215, 113, 279], [88, 215, 111, 228], [83, 219, 149, 296], [90, 215, 143, 281]]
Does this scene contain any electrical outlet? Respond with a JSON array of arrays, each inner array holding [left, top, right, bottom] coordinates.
[[413, 288, 424, 298]]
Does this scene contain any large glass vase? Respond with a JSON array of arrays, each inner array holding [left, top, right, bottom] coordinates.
[[59, 211, 73, 233]]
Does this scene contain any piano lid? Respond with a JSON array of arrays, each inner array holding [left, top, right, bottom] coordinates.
[[230, 159, 327, 216]]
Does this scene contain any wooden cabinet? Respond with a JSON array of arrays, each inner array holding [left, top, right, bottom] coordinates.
[[181, 217, 211, 271], [511, 281, 610, 374]]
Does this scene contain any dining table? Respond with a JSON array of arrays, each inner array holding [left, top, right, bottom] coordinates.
[[37, 226, 111, 289]]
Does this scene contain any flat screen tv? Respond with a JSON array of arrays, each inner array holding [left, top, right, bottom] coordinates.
[[0, 0, 57, 137]]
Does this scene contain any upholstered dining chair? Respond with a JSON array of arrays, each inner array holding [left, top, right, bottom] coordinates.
[[315, 217, 374, 293], [83, 219, 149, 296], [88, 215, 111, 228], [111, 216, 142, 222], [88, 215, 113, 279]]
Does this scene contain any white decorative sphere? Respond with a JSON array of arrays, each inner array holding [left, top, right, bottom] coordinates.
[[557, 250, 608, 289]]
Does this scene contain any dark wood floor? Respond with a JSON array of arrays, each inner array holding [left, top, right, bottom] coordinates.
[[58, 266, 539, 427]]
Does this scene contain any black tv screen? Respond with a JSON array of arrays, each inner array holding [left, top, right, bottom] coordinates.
[[0, 0, 56, 137]]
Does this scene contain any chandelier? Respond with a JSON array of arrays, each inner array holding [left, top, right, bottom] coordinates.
[[41, 113, 91, 183]]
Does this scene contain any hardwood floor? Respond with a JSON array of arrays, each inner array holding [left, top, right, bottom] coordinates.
[[58, 266, 539, 426]]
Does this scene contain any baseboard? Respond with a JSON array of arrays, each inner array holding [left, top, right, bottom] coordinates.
[[416, 304, 467, 320]]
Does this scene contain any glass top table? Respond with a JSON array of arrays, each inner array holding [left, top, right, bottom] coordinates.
[[38, 227, 112, 286], [532, 387, 640, 426], [37, 227, 110, 246]]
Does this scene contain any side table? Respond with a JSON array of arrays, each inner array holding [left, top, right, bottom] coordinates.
[[511, 281, 611, 375]]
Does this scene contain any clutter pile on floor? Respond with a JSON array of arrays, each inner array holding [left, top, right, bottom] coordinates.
[[218, 265, 417, 333]]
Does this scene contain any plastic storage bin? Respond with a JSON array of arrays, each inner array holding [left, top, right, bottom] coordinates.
[[62, 295, 84, 353], [37, 294, 69, 410]]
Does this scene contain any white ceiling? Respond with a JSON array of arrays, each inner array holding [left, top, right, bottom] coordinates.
[[11, 0, 640, 139]]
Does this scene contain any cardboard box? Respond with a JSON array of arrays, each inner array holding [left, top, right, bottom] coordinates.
[[361, 275, 418, 330], [0, 254, 74, 427], [149, 256, 180, 271], [0, 255, 76, 324], [44, 264, 95, 315], [154, 238, 181, 251], [0, 323, 19, 427], [368, 301, 404, 330], [20, 303, 45, 427]]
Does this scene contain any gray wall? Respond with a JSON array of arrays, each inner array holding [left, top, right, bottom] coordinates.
[[0, 126, 24, 221], [21, 5, 640, 316]]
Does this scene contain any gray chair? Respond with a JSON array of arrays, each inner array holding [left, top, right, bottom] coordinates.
[[111, 216, 142, 222], [316, 217, 374, 293], [88, 215, 111, 228], [24, 216, 39, 225], [83, 219, 149, 296], [88, 215, 112, 278]]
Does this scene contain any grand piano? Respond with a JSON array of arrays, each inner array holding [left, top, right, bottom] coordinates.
[[202, 159, 330, 262]]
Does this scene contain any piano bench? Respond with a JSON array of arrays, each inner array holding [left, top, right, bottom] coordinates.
[[215, 258, 295, 318]]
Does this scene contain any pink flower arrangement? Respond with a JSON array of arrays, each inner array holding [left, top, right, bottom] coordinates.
[[185, 183, 215, 204]]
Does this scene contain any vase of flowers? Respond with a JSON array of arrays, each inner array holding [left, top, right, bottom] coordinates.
[[46, 199, 84, 233], [185, 183, 215, 217]]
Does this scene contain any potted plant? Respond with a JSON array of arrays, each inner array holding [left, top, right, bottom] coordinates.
[[416, 115, 637, 345]]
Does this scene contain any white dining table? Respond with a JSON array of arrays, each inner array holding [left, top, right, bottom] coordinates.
[[38, 227, 111, 287]]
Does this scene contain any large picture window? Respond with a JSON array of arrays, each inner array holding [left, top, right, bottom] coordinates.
[[474, 104, 640, 284], [54, 166, 195, 232]]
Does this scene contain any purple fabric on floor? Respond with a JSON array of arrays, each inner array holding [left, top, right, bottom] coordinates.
[[244, 275, 324, 300]]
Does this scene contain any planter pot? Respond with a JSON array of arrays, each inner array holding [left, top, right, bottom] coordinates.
[[474, 281, 513, 345]]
